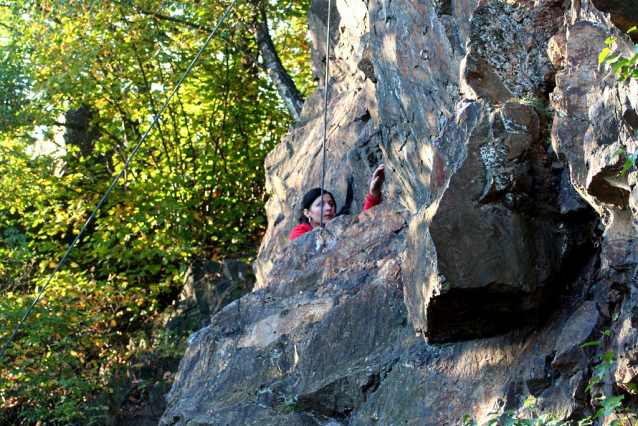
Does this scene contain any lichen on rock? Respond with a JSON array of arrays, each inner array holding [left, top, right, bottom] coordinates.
[[161, 0, 638, 424]]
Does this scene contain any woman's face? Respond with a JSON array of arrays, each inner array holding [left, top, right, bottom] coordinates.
[[304, 193, 335, 228]]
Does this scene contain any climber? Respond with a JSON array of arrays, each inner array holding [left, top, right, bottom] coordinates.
[[289, 164, 386, 240]]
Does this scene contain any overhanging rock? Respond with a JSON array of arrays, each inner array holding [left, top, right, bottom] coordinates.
[[163, 0, 638, 422], [404, 99, 599, 343]]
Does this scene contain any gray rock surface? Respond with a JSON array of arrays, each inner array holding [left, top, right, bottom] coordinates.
[[162, 0, 638, 424], [165, 259, 256, 334]]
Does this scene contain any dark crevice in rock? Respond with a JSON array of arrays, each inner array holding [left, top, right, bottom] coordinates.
[[436, 0, 453, 15], [623, 108, 638, 131], [357, 48, 377, 82], [427, 222, 600, 343], [590, 0, 638, 42], [338, 176, 356, 216]]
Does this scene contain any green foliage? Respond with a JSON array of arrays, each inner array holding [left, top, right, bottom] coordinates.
[[599, 26, 638, 82], [0, 0, 311, 422], [463, 332, 636, 426], [276, 400, 304, 415], [514, 95, 550, 122], [611, 149, 637, 175], [577, 331, 616, 392]]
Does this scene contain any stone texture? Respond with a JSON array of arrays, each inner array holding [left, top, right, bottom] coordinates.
[[165, 259, 255, 333], [405, 99, 598, 343], [161, 204, 409, 425], [590, 0, 638, 42], [163, 0, 638, 423]]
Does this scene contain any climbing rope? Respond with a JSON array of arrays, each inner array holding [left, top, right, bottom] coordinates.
[[0, 0, 238, 363], [319, 0, 333, 228]]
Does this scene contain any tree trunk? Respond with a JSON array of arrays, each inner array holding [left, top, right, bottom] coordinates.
[[251, 0, 305, 121], [128, 2, 304, 121]]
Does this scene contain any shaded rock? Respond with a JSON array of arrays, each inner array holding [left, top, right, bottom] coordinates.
[[404, 99, 598, 343], [102, 356, 181, 426], [590, 0, 638, 42], [615, 311, 638, 392], [165, 0, 638, 424], [165, 259, 255, 333], [550, 18, 638, 272], [535, 371, 588, 421], [551, 301, 600, 375]]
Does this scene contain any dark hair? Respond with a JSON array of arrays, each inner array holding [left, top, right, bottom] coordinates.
[[298, 188, 337, 224]]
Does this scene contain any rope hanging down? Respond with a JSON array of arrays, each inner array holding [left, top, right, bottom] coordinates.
[[319, 0, 332, 228], [0, 0, 238, 363]]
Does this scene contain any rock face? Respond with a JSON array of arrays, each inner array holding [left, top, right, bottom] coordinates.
[[161, 0, 638, 424], [165, 259, 256, 334]]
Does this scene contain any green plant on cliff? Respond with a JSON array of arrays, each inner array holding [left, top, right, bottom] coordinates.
[[514, 95, 550, 122], [0, 0, 311, 423], [276, 400, 304, 415], [600, 27, 638, 176], [462, 331, 636, 426], [599, 27, 638, 82], [610, 149, 637, 175]]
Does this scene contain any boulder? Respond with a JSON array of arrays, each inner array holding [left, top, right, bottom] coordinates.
[[163, 0, 638, 423]]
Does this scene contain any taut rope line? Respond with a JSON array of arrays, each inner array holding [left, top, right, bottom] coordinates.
[[319, 0, 332, 229], [0, 0, 238, 363]]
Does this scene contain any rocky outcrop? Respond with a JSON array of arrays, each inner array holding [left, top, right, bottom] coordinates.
[[589, 0, 638, 42], [162, 204, 408, 425], [164, 259, 256, 334], [162, 0, 638, 424]]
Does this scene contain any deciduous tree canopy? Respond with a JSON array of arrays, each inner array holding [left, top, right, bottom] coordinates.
[[0, 0, 310, 422]]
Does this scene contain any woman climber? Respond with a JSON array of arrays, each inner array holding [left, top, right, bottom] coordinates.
[[289, 164, 386, 240]]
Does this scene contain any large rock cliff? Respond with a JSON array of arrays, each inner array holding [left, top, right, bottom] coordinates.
[[161, 0, 638, 424]]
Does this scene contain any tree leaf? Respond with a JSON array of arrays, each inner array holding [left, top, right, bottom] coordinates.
[[600, 351, 615, 364], [622, 159, 635, 175], [594, 363, 607, 380], [599, 47, 611, 65]]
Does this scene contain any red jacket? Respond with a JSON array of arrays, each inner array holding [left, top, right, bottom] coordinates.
[[289, 191, 382, 240]]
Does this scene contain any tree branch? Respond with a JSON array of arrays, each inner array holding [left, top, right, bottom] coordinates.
[[249, 0, 304, 121], [0, 21, 16, 32], [125, 0, 304, 121], [125, 2, 262, 69]]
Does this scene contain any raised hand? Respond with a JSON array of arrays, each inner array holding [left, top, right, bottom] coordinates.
[[369, 164, 385, 199]]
